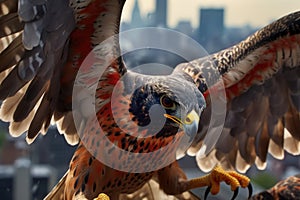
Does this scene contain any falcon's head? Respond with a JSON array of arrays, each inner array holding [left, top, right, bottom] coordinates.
[[126, 74, 206, 140]]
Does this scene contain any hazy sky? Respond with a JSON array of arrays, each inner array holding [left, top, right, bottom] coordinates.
[[122, 0, 300, 28]]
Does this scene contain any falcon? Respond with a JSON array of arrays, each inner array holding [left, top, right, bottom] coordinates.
[[0, 0, 300, 199]]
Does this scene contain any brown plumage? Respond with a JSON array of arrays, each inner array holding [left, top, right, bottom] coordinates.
[[250, 174, 300, 200], [185, 12, 300, 173]]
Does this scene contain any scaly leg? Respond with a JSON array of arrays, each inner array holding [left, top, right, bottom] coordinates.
[[187, 165, 252, 200], [157, 162, 252, 200]]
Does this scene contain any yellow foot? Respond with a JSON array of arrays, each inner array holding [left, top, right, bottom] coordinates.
[[187, 165, 252, 200], [93, 193, 110, 200]]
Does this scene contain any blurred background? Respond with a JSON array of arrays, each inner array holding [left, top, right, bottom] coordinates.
[[1, 0, 300, 199]]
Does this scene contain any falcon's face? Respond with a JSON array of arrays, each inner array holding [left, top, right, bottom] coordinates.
[[128, 77, 206, 139]]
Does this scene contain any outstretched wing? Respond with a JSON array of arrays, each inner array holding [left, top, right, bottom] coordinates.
[[174, 11, 300, 172], [0, 0, 126, 144]]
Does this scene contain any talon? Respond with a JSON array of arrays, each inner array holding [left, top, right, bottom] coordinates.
[[231, 187, 239, 200], [204, 186, 211, 200], [94, 193, 110, 200], [186, 165, 251, 199], [247, 183, 253, 199]]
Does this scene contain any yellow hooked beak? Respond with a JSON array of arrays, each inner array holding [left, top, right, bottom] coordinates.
[[164, 110, 199, 137]]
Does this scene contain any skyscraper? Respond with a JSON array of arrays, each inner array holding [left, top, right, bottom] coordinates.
[[131, 0, 144, 28], [199, 8, 224, 39], [198, 8, 225, 52], [155, 0, 167, 27]]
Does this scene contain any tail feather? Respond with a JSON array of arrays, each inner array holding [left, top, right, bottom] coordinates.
[[44, 171, 68, 200]]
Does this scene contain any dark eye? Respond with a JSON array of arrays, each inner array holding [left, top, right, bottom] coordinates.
[[160, 95, 176, 110]]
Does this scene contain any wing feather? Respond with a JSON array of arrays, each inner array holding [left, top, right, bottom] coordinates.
[[13, 76, 48, 122], [174, 11, 300, 172], [0, 0, 76, 143], [255, 120, 270, 164], [0, 0, 127, 145], [0, 0, 18, 16], [0, 34, 24, 71], [0, 13, 23, 37], [284, 105, 300, 140]]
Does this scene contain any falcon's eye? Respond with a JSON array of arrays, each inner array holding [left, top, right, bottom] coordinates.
[[160, 95, 176, 110]]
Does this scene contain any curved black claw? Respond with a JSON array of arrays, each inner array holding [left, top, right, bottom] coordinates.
[[204, 186, 211, 200], [247, 183, 253, 199], [231, 187, 239, 200]]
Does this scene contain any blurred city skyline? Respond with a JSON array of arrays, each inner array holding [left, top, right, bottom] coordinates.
[[120, 1, 259, 54], [122, 0, 300, 28]]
